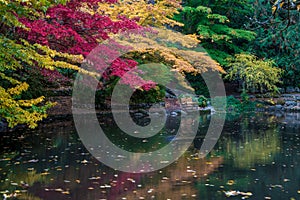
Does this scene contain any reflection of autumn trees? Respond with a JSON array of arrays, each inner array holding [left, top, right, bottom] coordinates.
[[220, 114, 281, 169], [225, 129, 280, 168], [0, 169, 48, 200], [118, 155, 223, 199], [29, 152, 222, 200], [0, 116, 223, 200]]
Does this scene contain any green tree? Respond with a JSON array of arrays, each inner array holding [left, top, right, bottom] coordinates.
[[174, 0, 256, 66], [248, 0, 300, 87]]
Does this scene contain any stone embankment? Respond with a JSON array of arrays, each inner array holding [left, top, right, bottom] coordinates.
[[262, 94, 300, 112]]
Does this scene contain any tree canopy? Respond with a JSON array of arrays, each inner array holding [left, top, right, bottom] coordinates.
[[1, 0, 226, 128]]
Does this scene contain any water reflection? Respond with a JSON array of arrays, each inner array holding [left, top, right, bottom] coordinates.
[[0, 112, 299, 199], [118, 154, 223, 199], [219, 114, 281, 168]]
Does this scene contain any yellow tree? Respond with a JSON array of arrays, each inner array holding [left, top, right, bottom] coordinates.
[[118, 28, 224, 74], [83, 0, 183, 27], [81, 2, 225, 92], [109, 27, 225, 94]]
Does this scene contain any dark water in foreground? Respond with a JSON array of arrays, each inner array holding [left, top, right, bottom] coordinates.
[[0, 112, 300, 200]]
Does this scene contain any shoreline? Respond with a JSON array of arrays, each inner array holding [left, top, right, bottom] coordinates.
[[1, 93, 300, 133]]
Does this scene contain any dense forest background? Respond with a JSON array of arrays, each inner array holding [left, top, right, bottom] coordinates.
[[0, 0, 299, 128]]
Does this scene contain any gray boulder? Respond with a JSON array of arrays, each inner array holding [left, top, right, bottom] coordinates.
[[285, 101, 297, 106], [286, 86, 296, 93]]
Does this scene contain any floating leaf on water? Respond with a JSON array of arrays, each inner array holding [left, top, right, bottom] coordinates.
[[28, 159, 39, 163], [224, 190, 252, 197], [0, 158, 11, 161], [187, 169, 196, 173], [227, 180, 235, 185], [270, 185, 283, 188], [61, 191, 70, 195], [147, 189, 153, 193], [160, 161, 169, 164], [89, 176, 101, 180], [81, 160, 89, 164], [3, 193, 17, 199], [127, 178, 135, 183], [240, 192, 253, 196]]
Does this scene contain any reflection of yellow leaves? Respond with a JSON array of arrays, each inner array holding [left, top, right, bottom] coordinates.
[[226, 128, 280, 169], [19, 193, 42, 200], [23, 171, 47, 186]]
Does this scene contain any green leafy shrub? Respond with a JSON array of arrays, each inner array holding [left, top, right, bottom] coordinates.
[[197, 95, 208, 107]]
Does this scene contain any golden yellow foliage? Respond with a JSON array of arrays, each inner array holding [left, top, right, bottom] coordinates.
[[115, 28, 224, 74], [0, 85, 54, 128], [82, 0, 183, 27]]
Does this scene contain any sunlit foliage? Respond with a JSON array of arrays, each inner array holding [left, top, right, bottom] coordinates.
[[225, 54, 283, 93], [91, 0, 183, 27]]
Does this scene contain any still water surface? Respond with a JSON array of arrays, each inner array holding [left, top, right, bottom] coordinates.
[[0, 112, 300, 200]]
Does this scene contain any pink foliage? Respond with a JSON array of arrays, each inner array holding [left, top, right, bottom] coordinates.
[[17, 0, 156, 90]]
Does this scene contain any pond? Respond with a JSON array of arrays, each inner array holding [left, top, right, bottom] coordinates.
[[0, 112, 300, 200]]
